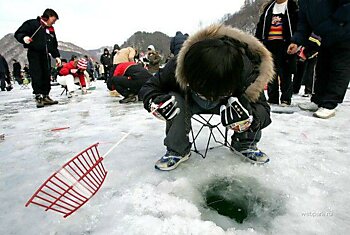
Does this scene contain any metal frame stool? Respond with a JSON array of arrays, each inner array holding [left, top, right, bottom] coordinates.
[[190, 114, 230, 158]]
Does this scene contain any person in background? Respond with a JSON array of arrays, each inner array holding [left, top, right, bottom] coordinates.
[[146, 45, 161, 74], [0, 54, 13, 91], [100, 48, 111, 82], [111, 44, 120, 64], [140, 24, 274, 171], [57, 58, 88, 98], [14, 8, 61, 108], [113, 46, 136, 65], [255, 0, 298, 106], [70, 55, 78, 62], [107, 61, 153, 103], [94, 61, 100, 79], [170, 31, 188, 56], [84, 55, 94, 81], [12, 59, 22, 84], [288, 0, 350, 119], [292, 33, 320, 97]]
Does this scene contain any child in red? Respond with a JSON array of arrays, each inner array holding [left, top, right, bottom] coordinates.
[[57, 58, 88, 97]]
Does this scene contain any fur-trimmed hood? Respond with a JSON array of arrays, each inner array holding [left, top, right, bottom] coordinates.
[[176, 24, 274, 102]]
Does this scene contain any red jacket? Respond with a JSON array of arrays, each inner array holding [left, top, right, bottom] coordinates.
[[59, 61, 86, 87], [113, 62, 136, 77]]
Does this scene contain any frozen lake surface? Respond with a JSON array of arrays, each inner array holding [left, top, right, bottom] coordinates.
[[1, 81, 349, 234]]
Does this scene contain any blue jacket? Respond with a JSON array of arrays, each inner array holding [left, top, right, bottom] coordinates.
[[291, 0, 350, 47]]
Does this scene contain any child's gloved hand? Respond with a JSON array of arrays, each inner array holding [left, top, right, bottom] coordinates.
[[149, 95, 180, 121], [220, 96, 253, 132]]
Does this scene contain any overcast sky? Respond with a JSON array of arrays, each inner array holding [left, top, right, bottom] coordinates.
[[0, 0, 245, 50]]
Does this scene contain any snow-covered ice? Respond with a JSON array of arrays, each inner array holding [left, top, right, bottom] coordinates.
[[1, 81, 349, 234]]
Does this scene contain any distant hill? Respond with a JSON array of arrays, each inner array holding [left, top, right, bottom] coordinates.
[[121, 31, 171, 55], [0, 33, 94, 66], [222, 0, 269, 34]]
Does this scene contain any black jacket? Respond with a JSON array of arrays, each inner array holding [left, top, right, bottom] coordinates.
[[292, 0, 350, 47], [0, 55, 10, 77], [170, 32, 188, 56], [100, 53, 112, 67], [13, 62, 21, 77], [14, 17, 60, 58], [255, 0, 299, 43], [140, 25, 275, 131]]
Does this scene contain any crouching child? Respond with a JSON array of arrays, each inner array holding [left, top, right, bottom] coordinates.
[[139, 24, 274, 171], [57, 58, 88, 97]]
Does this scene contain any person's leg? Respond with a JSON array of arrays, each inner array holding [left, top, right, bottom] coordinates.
[[317, 42, 350, 109], [303, 57, 317, 95], [27, 51, 44, 95], [41, 54, 51, 96], [0, 75, 6, 91], [311, 47, 330, 106], [164, 92, 192, 156], [266, 42, 283, 104], [293, 61, 304, 94], [231, 131, 262, 152], [111, 76, 132, 97], [279, 63, 293, 104], [267, 75, 279, 104], [65, 75, 76, 92]]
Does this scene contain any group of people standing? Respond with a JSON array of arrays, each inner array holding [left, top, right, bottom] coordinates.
[[256, 0, 350, 119]]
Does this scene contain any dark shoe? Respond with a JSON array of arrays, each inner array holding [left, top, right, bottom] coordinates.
[[35, 95, 44, 108], [239, 149, 270, 164], [155, 151, 191, 171], [6, 85, 13, 91], [43, 95, 58, 105], [119, 95, 137, 104]]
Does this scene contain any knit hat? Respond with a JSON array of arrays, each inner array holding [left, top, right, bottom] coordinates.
[[77, 58, 87, 70], [147, 45, 155, 51]]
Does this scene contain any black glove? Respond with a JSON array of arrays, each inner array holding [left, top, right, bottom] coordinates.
[[149, 94, 180, 121], [220, 96, 253, 132]]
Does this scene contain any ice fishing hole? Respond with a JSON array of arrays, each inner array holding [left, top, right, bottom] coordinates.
[[202, 177, 286, 228]]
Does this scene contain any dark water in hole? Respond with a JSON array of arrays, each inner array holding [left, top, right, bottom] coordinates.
[[206, 193, 248, 223], [202, 177, 286, 228]]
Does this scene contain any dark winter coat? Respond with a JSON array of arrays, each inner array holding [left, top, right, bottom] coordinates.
[[14, 17, 60, 58], [255, 0, 299, 43], [170, 31, 188, 56], [140, 24, 274, 131], [0, 55, 10, 78], [291, 0, 350, 47], [13, 62, 21, 77], [100, 53, 112, 67]]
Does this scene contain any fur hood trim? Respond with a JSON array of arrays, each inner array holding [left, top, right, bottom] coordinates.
[[175, 24, 274, 102]]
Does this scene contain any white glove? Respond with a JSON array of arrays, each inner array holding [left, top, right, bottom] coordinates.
[[70, 69, 78, 74], [56, 58, 62, 66], [23, 36, 32, 44]]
